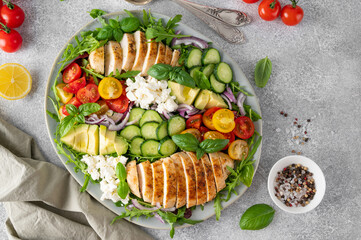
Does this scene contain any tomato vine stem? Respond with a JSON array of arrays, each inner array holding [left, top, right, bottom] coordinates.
[[2, 0, 14, 10], [0, 22, 11, 34]]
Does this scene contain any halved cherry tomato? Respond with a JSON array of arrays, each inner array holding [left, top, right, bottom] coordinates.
[[83, 72, 96, 85], [202, 107, 222, 130], [242, 0, 259, 3], [181, 128, 202, 142], [55, 83, 73, 104], [59, 105, 69, 118], [186, 114, 202, 129], [228, 140, 249, 160], [106, 94, 129, 113], [77, 83, 100, 104], [94, 100, 110, 116], [203, 131, 226, 141], [221, 131, 235, 150], [63, 76, 86, 94], [258, 0, 281, 21], [62, 62, 82, 83], [98, 77, 123, 100], [233, 116, 255, 139], [212, 109, 235, 133], [199, 126, 210, 137], [66, 97, 82, 108], [60, 97, 81, 116]]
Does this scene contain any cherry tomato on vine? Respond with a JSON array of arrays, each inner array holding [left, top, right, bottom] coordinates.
[[242, 0, 259, 3], [0, 1, 25, 28], [258, 0, 281, 21], [0, 23, 22, 53], [281, 1, 304, 26]]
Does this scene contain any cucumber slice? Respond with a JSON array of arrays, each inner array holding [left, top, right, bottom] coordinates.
[[128, 108, 146, 126], [214, 62, 233, 84], [202, 48, 221, 65], [139, 110, 163, 127], [210, 74, 226, 93], [120, 125, 141, 141], [185, 48, 202, 69], [168, 116, 186, 136], [141, 140, 160, 157], [189, 66, 201, 78], [130, 137, 145, 155], [141, 122, 159, 140], [201, 64, 215, 78], [156, 121, 168, 140], [158, 137, 177, 156]]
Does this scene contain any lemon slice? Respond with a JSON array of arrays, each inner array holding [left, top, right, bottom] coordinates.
[[0, 63, 32, 100]]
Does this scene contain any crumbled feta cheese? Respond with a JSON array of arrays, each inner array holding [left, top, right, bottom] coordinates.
[[126, 75, 178, 114], [81, 155, 129, 204]]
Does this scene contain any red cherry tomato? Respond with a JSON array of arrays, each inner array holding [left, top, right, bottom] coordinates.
[[186, 114, 202, 129], [60, 105, 69, 117], [202, 107, 222, 130], [242, 0, 259, 3], [0, 2, 2, 8], [281, 3, 304, 26], [77, 83, 100, 104], [66, 97, 82, 108], [233, 116, 255, 139], [258, 0, 281, 21], [63, 77, 86, 94], [0, 3, 25, 28], [106, 95, 129, 113], [221, 131, 235, 150], [0, 24, 22, 53], [199, 126, 210, 139], [63, 62, 82, 83]]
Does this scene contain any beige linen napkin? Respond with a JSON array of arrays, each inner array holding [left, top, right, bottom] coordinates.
[[0, 117, 153, 240]]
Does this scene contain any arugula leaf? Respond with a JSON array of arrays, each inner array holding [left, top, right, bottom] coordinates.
[[80, 174, 91, 192], [244, 104, 262, 122], [245, 136, 262, 161], [124, 9, 135, 18], [46, 110, 59, 122], [116, 70, 140, 79], [214, 194, 224, 221], [229, 81, 253, 97], [80, 67, 104, 80], [254, 56, 272, 88], [199, 139, 229, 153], [239, 204, 275, 230], [166, 15, 182, 30], [88, 9, 106, 19], [171, 133, 199, 152]]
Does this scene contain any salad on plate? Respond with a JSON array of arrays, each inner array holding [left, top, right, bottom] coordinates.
[[47, 9, 262, 237]]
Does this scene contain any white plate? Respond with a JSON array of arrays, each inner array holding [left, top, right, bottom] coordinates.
[[44, 11, 263, 230]]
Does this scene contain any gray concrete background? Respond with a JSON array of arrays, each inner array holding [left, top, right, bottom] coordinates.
[[0, 0, 360, 239]]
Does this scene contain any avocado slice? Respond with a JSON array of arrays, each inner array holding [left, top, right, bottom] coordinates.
[[60, 127, 76, 148], [205, 92, 228, 109], [105, 130, 117, 154], [114, 136, 128, 155], [168, 81, 200, 105], [73, 124, 89, 153], [87, 125, 99, 155], [194, 89, 210, 110], [99, 125, 107, 155]]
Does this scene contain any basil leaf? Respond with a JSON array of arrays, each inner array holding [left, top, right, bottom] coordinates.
[[109, 19, 120, 29], [117, 70, 140, 79], [117, 181, 130, 199], [113, 28, 124, 42], [240, 164, 254, 187], [169, 67, 196, 88], [171, 133, 199, 152], [59, 115, 76, 137], [147, 63, 172, 80], [88, 9, 106, 19], [121, 17, 140, 33], [166, 14, 182, 30], [193, 70, 210, 90], [196, 148, 206, 160], [97, 25, 113, 40], [116, 162, 127, 181], [79, 103, 101, 116], [75, 114, 85, 124], [65, 104, 78, 116], [239, 204, 275, 230], [254, 56, 272, 88], [199, 139, 229, 153]]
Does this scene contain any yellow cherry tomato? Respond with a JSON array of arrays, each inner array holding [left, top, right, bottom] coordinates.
[[56, 83, 73, 104], [181, 128, 202, 142], [98, 77, 123, 99], [203, 131, 226, 141], [228, 140, 249, 160], [212, 109, 236, 133]]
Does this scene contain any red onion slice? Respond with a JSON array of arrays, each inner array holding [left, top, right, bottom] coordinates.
[[153, 212, 165, 224], [223, 87, 236, 103], [221, 94, 232, 110], [171, 36, 209, 49], [237, 92, 246, 116], [131, 199, 160, 211], [177, 104, 193, 111]]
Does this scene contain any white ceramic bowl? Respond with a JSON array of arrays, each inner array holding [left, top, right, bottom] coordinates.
[[268, 155, 326, 214]]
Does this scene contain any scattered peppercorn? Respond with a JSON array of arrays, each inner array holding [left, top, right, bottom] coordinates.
[[280, 111, 284, 115], [307, 119, 311, 122], [298, 125, 301, 128], [284, 113, 288, 117]]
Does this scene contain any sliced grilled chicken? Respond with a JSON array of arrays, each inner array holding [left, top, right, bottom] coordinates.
[[154, 42, 166, 64], [164, 46, 173, 65], [151, 160, 164, 206], [120, 33, 136, 71], [170, 153, 187, 208], [178, 152, 197, 208], [186, 152, 207, 205], [126, 160, 141, 198], [141, 41, 158, 76], [137, 161, 153, 203], [132, 31, 147, 72], [208, 152, 226, 192], [162, 157, 177, 208], [88, 46, 104, 74], [170, 50, 181, 67], [104, 41, 123, 76], [217, 152, 235, 180], [200, 153, 217, 202]]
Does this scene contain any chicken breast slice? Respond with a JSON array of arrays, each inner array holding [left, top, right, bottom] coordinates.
[[151, 160, 164, 206], [137, 160, 153, 203], [208, 152, 226, 192], [217, 152, 235, 180], [88, 46, 104, 74], [200, 153, 217, 202], [186, 152, 207, 205], [164, 46, 173, 65], [126, 160, 141, 198], [132, 31, 147, 71], [154, 42, 166, 64], [178, 152, 197, 208], [104, 41, 123, 76], [141, 41, 158, 76], [162, 157, 177, 208], [170, 153, 187, 208], [120, 33, 136, 71], [170, 50, 181, 67]]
